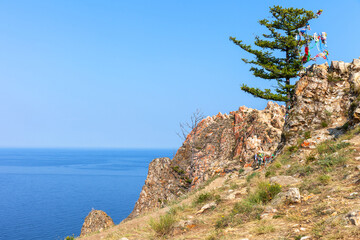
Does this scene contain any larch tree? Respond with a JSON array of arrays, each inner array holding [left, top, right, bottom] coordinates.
[[230, 5, 319, 110]]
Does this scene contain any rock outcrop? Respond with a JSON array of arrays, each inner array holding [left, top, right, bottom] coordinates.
[[80, 210, 114, 237], [129, 102, 285, 218], [281, 58, 360, 149]]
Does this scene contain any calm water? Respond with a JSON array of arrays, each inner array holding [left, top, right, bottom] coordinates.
[[0, 148, 175, 240]]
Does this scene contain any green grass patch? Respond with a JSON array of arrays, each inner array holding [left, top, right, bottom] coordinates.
[[265, 170, 275, 178], [149, 212, 177, 237], [230, 182, 238, 190], [317, 174, 331, 185], [171, 165, 185, 175], [246, 172, 259, 182], [321, 121, 329, 128], [254, 223, 276, 235], [216, 182, 281, 228], [193, 192, 221, 206]]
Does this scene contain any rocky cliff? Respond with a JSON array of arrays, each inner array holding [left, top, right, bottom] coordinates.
[[128, 102, 286, 218], [129, 57, 360, 219], [280, 58, 360, 150], [79, 57, 360, 240]]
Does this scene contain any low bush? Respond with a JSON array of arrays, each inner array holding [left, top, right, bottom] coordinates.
[[193, 192, 221, 206], [321, 121, 328, 128], [149, 213, 176, 236], [265, 170, 275, 178], [318, 174, 331, 185], [254, 223, 275, 235], [230, 182, 238, 190], [246, 172, 259, 182], [216, 182, 281, 228], [304, 131, 311, 139]]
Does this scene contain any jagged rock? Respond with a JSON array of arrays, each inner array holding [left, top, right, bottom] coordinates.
[[345, 210, 360, 226], [270, 176, 300, 186], [196, 202, 217, 214], [281, 59, 360, 148], [128, 157, 180, 218], [129, 102, 285, 218], [80, 210, 114, 237]]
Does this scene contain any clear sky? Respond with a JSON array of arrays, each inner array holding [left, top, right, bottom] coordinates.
[[0, 0, 359, 148]]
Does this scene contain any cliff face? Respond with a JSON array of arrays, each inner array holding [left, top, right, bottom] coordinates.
[[281, 58, 360, 149], [81, 58, 360, 239], [129, 102, 285, 218]]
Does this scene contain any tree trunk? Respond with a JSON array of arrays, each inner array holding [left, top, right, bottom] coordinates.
[[286, 77, 290, 113]]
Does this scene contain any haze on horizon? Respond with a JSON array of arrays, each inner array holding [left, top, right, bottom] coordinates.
[[0, 0, 359, 148]]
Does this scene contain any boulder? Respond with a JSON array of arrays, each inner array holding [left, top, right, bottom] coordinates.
[[285, 188, 301, 203], [271, 188, 301, 206], [80, 210, 115, 237], [349, 72, 360, 92]]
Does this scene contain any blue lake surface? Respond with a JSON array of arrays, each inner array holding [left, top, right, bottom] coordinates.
[[0, 148, 176, 240]]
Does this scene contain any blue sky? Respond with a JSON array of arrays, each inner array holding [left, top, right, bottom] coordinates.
[[0, 0, 359, 148]]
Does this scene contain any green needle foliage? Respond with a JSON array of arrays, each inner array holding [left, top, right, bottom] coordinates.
[[230, 6, 318, 108]]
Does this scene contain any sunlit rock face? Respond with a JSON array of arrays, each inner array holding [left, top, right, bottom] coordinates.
[[281, 58, 360, 149], [128, 57, 360, 219], [128, 102, 285, 219]]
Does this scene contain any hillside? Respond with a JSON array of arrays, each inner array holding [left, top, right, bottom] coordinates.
[[77, 58, 360, 240]]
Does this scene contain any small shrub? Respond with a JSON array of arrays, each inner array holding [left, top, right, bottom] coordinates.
[[327, 73, 343, 82], [238, 168, 245, 174], [288, 145, 298, 153], [254, 224, 275, 235], [304, 131, 311, 139], [318, 174, 331, 185], [286, 163, 313, 176], [193, 192, 213, 205], [65, 236, 75, 240], [306, 154, 316, 163], [325, 110, 332, 117], [230, 182, 238, 190], [184, 177, 192, 184], [265, 170, 275, 178], [216, 182, 281, 229], [317, 154, 347, 169], [214, 194, 221, 204], [171, 165, 185, 175], [274, 162, 282, 169], [193, 192, 220, 206], [321, 121, 328, 128], [149, 213, 176, 236], [246, 172, 259, 182], [247, 182, 282, 204], [342, 122, 350, 131]]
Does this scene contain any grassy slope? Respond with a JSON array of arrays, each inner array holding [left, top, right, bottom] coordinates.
[[78, 128, 360, 240]]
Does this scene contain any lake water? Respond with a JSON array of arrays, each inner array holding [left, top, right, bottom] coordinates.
[[0, 148, 176, 240]]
